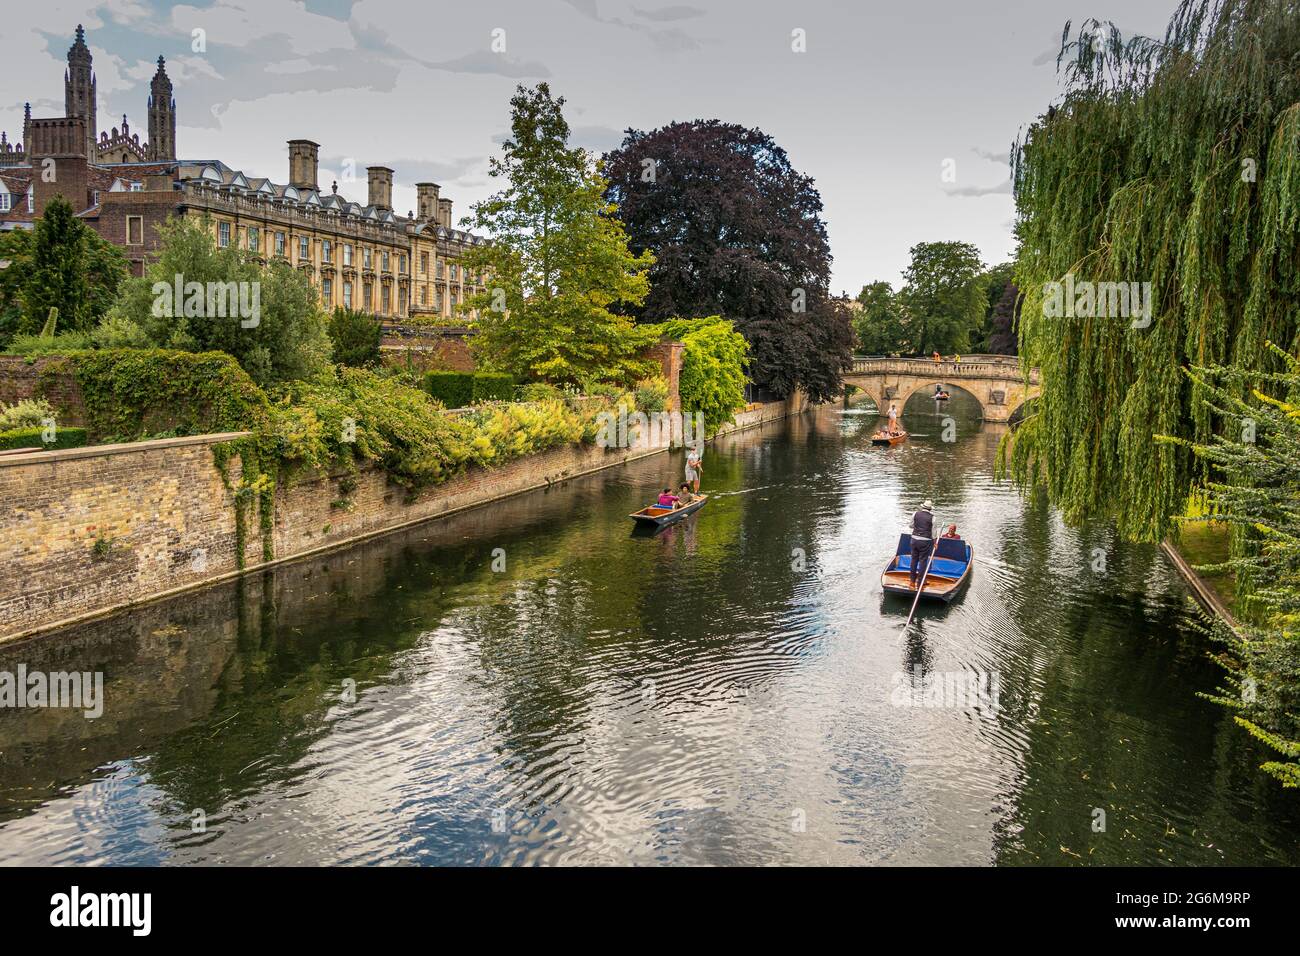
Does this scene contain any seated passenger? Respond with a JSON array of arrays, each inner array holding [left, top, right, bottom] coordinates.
[[678, 483, 696, 505], [657, 488, 680, 508], [942, 524, 960, 539]]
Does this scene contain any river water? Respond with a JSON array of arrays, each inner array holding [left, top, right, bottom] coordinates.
[[1, 397, 1296, 866]]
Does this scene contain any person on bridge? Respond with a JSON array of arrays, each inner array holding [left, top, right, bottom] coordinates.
[[932, 351, 941, 363], [909, 500, 935, 590]]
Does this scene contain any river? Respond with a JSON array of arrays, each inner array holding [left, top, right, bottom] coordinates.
[[1, 396, 1296, 865]]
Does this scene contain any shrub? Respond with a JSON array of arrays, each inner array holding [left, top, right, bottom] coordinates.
[[0, 425, 87, 451], [472, 372, 514, 404], [643, 317, 749, 435], [328, 307, 383, 368], [4, 332, 94, 355], [0, 397, 56, 431], [424, 371, 475, 409], [516, 382, 566, 403], [91, 315, 152, 349], [634, 376, 669, 413]]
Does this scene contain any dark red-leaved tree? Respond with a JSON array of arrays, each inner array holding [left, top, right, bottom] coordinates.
[[987, 281, 1019, 356], [604, 120, 852, 402]]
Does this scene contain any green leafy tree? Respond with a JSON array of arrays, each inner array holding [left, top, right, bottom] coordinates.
[[111, 217, 332, 387], [897, 241, 988, 356], [1005, 1, 1300, 541], [0, 198, 128, 345], [461, 83, 657, 386], [1168, 345, 1300, 786], [853, 281, 909, 354], [328, 307, 383, 368], [644, 317, 750, 435]]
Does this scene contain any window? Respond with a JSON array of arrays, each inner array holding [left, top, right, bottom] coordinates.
[[435, 289, 442, 313], [420, 252, 428, 274], [26, 185, 33, 213], [126, 216, 143, 245], [92, 190, 100, 207], [363, 283, 372, 309], [275, 232, 286, 256], [322, 239, 332, 263], [451, 264, 458, 282], [248, 226, 259, 253], [322, 277, 332, 302], [420, 285, 427, 305], [343, 281, 352, 308], [381, 251, 390, 273], [363, 247, 372, 269], [400, 254, 407, 274], [129, 182, 142, 192], [343, 243, 352, 266], [436, 260, 444, 279], [218, 221, 231, 247], [399, 287, 407, 312], [0, 193, 9, 213], [381, 286, 390, 314], [299, 236, 309, 260]]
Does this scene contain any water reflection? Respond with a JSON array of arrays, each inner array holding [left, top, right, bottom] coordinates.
[[0, 404, 1296, 865]]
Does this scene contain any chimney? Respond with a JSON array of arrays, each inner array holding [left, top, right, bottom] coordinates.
[[29, 116, 90, 216], [367, 166, 393, 212], [415, 182, 440, 222], [288, 139, 319, 191], [437, 197, 452, 229]]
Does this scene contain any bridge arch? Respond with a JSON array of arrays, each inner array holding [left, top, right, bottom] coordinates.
[[843, 356, 1041, 424]]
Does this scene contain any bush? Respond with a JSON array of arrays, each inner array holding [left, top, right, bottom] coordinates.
[[4, 332, 94, 355], [634, 376, 669, 413], [91, 315, 152, 349], [472, 372, 514, 404], [643, 317, 749, 435], [0, 425, 87, 451], [424, 371, 475, 409], [0, 397, 56, 431], [516, 382, 566, 403], [328, 307, 383, 368]]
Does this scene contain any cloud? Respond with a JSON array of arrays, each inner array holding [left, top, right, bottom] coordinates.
[[944, 179, 1012, 198], [424, 50, 551, 79], [632, 5, 706, 22]]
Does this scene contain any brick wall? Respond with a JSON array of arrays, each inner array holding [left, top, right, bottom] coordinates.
[[0, 356, 87, 426]]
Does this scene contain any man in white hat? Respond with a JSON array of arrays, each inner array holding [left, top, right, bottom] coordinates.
[[909, 499, 935, 591]]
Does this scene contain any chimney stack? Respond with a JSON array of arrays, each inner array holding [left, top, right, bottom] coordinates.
[[29, 116, 90, 216], [437, 197, 453, 229], [288, 139, 319, 191], [367, 166, 394, 212], [415, 182, 440, 222]]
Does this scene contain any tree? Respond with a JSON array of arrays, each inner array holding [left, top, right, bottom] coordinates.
[[110, 217, 331, 387], [1170, 344, 1300, 786], [0, 197, 128, 345], [897, 241, 988, 356], [985, 280, 1019, 355], [854, 281, 909, 355], [328, 307, 383, 368], [461, 84, 657, 386], [1005, 0, 1300, 541], [643, 317, 750, 435], [978, 261, 1015, 351], [604, 120, 853, 403]]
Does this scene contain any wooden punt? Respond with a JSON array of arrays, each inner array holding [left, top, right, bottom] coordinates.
[[629, 495, 709, 527], [871, 431, 908, 446], [881, 534, 973, 603]]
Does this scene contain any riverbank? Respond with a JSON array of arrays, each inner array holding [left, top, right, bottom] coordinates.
[[0, 392, 809, 643]]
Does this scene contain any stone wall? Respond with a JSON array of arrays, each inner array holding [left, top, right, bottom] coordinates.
[[0, 356, 87, 426], [0, 433, 247, 640], [1, 390, 807, 643]]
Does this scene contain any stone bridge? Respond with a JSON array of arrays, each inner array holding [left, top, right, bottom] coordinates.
[[845, 355, 1040, 423]]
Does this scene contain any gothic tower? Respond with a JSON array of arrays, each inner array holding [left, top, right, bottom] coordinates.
[[147, 56, 176, 161], [64, 24, 96, 159]]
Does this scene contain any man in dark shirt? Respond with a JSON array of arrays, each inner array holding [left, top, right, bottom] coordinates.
[[910, 500, 935, 590]]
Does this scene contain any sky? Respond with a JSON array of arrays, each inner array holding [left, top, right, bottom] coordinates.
[[1, 0, 1180, 293]]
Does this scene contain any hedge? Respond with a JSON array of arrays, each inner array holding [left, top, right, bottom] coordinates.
[[423, 371, 515, 408], [0, 425, 88, 451]]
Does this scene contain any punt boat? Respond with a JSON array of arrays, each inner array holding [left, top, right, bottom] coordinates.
[[881, 533, 973, 602], [629, 495, 709, 527]]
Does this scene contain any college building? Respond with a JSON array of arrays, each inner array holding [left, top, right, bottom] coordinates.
[[0, 25, 488, 330]]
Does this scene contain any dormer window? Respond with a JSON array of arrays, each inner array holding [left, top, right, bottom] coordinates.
[[0, 194, 9, 212], [27, 185, 34, 213]]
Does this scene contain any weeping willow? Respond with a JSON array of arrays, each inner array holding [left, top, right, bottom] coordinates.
[[1004, 0, 1300, 542]]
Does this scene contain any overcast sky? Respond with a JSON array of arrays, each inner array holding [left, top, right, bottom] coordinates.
[[2, 0, 1179, 293]]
